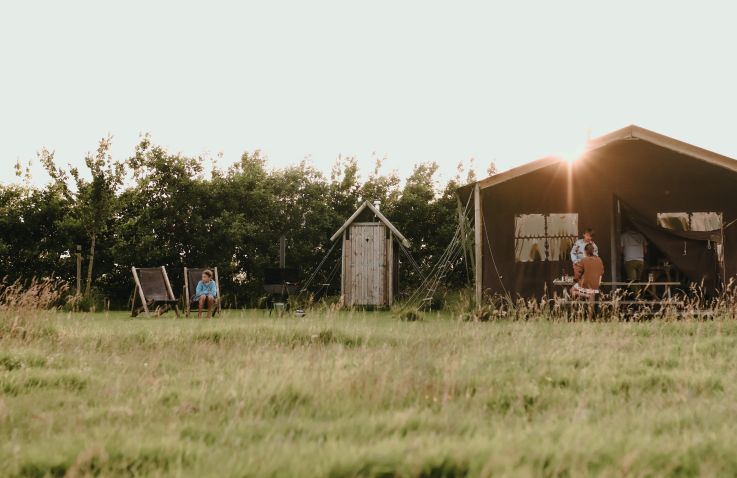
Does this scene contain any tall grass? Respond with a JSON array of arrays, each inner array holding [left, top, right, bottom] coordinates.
[[3, 307, 737, 476], [445, 282, 737, 323], [0, 277, 68, 311], [0, 278, 67, 341], [4, 282, 737, 476]]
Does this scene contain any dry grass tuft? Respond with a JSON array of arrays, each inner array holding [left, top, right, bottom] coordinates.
[[0, 277, 68, 311], [0, 278, 67, 341]]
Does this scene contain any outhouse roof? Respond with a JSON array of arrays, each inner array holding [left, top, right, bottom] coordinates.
[[330, 200, 410, 248]]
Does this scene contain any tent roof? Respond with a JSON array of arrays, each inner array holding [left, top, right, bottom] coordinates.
[[330, 200, 410, 247], [475, 125, 737, 190]]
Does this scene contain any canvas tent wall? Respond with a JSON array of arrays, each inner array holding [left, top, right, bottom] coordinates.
[[331, 201, 410, 307], [459, 125, 737, 300]]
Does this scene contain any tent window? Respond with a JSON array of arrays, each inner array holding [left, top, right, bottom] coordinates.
[[658, 211, 723, 261], [691, 212, 722, 231], [657, 212, 722, 232], [515, 214, 545, 238], [691, 213, 724, 262], [515, 238, 547, 262], [514, 213, 578, 262], [657, 213, 689, 231]]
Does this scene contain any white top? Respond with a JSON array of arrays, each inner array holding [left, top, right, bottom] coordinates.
[[570, 238, 598, 264], [621, 230, 646, 262]]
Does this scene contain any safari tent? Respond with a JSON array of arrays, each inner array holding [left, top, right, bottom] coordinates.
[[331, 200, 410, 307], [459, 125, 737, 300]]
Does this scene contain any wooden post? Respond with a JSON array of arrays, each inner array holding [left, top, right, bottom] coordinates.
[[279, 236, 286, 268], [610, 197, 620, 288], [131, 267, 149, 317], [474, 184, 483, 306], [722, 222, 727, 291], [214, 267, 221, 315], [184, 267, 190, 317], [161, 266, 180, 318], [75, 245, 82, 295]]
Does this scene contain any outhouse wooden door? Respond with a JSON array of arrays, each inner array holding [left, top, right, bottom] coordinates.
[[347, 223, 387, 306]]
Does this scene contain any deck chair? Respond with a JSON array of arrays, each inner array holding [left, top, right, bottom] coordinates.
[[184, 267, 221, 317], [131, 266, 180, 318]]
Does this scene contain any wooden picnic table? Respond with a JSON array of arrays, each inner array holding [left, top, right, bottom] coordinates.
[[552, 279, 681, 299]]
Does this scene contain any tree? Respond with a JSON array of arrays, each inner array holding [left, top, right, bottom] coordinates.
[[392, 162, 441, 286], [329, 155, 361, 215], [487, 160, 497, 177], [113, 136, 207, 300], [41, 136, 124, 295], [360, 157, 401, 214], [0, 183, 77, 284], [4, 134, 470, 307]]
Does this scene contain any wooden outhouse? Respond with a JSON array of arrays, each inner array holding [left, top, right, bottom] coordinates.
[[330, 201, 410, 307]]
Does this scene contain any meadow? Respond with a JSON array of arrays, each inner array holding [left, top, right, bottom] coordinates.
[[2, 309, 737, 477]]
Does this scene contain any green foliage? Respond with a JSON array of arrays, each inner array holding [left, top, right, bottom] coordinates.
[[39, 137, 125, 296], [1, 138, 473, 307], [0, 185, 77, 283]]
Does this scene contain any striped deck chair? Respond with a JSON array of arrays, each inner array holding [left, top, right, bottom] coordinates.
[[184, 267, 221, 317], [131, 266, 180, 317]]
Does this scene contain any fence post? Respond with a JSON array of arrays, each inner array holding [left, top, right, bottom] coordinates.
[[279, 236, 286, 268]]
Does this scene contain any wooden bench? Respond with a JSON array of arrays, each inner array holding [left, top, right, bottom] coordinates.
[[552, 299, 685, 307]]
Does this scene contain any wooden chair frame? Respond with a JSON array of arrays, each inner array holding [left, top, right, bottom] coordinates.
[[184, 267, 221, 317], [131, 266, 181, 318]]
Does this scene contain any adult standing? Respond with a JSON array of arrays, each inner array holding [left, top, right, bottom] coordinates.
[[621, 228, 647, 283]]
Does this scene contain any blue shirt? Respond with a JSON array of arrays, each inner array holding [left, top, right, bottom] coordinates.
[[195, 280, 218, 299]]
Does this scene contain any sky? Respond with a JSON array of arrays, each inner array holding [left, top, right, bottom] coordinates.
[[1, 1, 736, 187]]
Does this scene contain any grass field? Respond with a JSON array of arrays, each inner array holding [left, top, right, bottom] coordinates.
[[3, 309, 737, 477]]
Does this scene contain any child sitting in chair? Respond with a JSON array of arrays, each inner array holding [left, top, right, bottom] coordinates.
[[195, 270, 218, 318]]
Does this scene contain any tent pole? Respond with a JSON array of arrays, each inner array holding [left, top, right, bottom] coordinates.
[[610, 196, 621, 290], [474, 184, 483, 306], [721, 222, 727, 291]]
